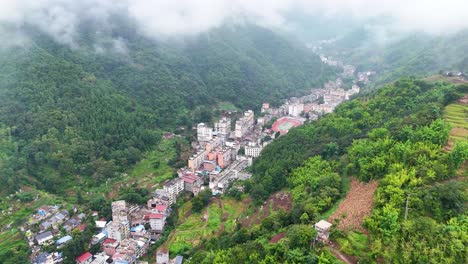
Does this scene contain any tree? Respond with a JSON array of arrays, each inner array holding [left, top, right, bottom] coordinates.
[[286, 224, 317, 249]]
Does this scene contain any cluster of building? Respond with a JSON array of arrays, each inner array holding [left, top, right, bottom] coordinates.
[[27, 205, 89, 264], [261, 78, 360, 124], [158, 169, 203, 204], [73, 199, 171, 264]]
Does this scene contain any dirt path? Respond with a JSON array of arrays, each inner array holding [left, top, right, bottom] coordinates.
[[201, 207, 209, 228], [330, 246, 356, 264]]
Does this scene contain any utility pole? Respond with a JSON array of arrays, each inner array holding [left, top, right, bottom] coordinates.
[[404, 194, 410, 221]]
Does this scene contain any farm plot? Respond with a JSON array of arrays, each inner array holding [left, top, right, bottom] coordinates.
[[328, 178, 378, 232]]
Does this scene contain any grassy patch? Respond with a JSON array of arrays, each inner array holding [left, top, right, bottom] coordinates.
[[337, 231, 369, 257], [129, 139, 178, 187], [217, 101, 238, 112], [164, 198, 247, 255]]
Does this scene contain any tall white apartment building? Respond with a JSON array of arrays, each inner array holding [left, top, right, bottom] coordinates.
[[197, 123, 213, 142], [235, 110, 254, 138]]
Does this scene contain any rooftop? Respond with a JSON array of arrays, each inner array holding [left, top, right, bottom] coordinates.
[[76, 252, 92, 263], [36, 231, 53, 241], [146, 213, 164, 219], [315, 220, 332, 230]]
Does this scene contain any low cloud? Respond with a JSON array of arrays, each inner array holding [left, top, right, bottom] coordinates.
[[0, 0, 467, 46]]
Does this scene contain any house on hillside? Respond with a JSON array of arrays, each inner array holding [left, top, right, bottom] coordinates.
[[56, 235, 72, 247], [145, 213, 165, 233], [102, 238, 119, 257], [314, 220, 332, 240], [76, 252, 93, 264], [156, 249, 169, 264], [36, 231, 54, 245]]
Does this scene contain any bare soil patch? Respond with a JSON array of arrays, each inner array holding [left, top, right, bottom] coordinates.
[[269, 232, 285, 243], [458, 94, 468, 104], [329, 178, 378, 232], [240, 191, 292, 227]]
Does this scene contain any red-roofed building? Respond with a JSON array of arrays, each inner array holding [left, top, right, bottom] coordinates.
[[74, 223, 87, 233], [155, 205, 168, 214], [147, 214, 165, 233], [102, 238, 119, 257], [181, 174, 201, 192], [76, 252, 92, 264]]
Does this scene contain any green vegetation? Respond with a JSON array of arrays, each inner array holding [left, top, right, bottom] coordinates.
[[0, 191, 59, 264], [217, 102, 239, 112], [0, 23, 335, 197], [329, 29, 468, 86], [184, 79, 467, 263], [129, 138, 181, 187], [336, 231, 368, 257], [164, 197, 247, 256], [444, 102, 468, 142]]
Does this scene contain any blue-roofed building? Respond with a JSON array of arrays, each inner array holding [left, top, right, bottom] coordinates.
[[56, 235, 72, 246], [130, 224, 145, 233]]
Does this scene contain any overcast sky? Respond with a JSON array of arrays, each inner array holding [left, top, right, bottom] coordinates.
[[1, 0, 467, 45]]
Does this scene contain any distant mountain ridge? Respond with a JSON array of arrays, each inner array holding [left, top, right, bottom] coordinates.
[[323, 28, 468, 85]]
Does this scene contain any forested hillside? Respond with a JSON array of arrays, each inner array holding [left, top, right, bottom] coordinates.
[[187, 79, 467, 263], [0, 24, 335, 195], [326, 29, 468, 85]]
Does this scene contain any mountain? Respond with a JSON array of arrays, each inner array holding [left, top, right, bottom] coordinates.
[[325, 29, 468, 85], [0, 23, 336, 194]]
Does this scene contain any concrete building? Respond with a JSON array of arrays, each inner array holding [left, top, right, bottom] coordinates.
[[162, 178, 184, 204], [235, 110, 254, 138], [115, 238, 149, 261], [90, 253, 107, 264], [315, 220, 332, 240], [288, 103, 304, 117], [343, 65, 356, 77], [214, 117, 231, 136], [245, 145, 262, 158], [111, 200, 128, 223], [197, 123, 213, 142], [261, 103, 270, 113], [147, 213, 165, 232], [156, 249, 169, 264], [102, 238, 119, 257], [181, 174, 202, 192], [346, 85, 360, 99], [107, 221, 130, 242], [36, 231, 54, 245], [188, 149, 207, 171], [152, 190, 171, 206], [216, 147, 233, 168]]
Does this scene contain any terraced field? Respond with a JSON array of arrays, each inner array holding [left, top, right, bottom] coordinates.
[[444, 101, 468, 143], [163, 197, 248, 255]]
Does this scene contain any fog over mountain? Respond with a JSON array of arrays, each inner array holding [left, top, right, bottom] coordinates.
[[1, 0, 467, 46]]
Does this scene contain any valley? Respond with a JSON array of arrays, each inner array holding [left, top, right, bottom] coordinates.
[[0, 3, 467, 264]]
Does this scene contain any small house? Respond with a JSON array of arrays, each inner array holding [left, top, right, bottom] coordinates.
[[156, 248, 169, 264], [314, 220, 332, 240], [56, 235, 72, 247], [76, 252, 93, 264], [36, 231, 54, 245]]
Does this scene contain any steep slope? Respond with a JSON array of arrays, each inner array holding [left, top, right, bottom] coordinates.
[[326, 29, 468, 85], [186, 79, 467, 263], [0, 24, 335, 194]]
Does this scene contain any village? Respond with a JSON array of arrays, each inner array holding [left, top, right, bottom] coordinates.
[[25, 59, 369, 264]]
